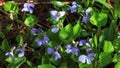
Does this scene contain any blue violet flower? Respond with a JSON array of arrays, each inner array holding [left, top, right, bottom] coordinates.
[[35, 38, 43, 46], [50, 10, 65, 22], [47, 47, 61, 60], [30, 28, 41, 35], [15, 43, 27, 58], [78, 52, 94, 64], [65, 44, 79, 56], [15, 48, 25, 58], [82, 8, 91, 23], [21, 3, 35, 13], [42, 36, 49, 45], [68, 1, 77, 13], [51, 25, 59, 33], [5, 52, 14, 59]]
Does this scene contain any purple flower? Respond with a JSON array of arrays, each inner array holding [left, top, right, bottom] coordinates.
[[78, 52, 94, 64], [72, 47, 79, 56], [15, 43, 27, 58], [88, 52, 94, 61], [42, 36, 49, 45], [79, 40, 87, 46], [65, 44, 72, 53], [47, 47, 54, 54], [53, 51, 61, 60], [78, 55, 87, 63], [35, 38, 43, 46], [82, 8, 91, 23], [15, 48, 24, 58], [79, 40, 90, 46], [68, 2, 77, 13], [21, 3, 35, 13], [47, 47, 61, 60], [50, 10, 65, 22], [86, 48, 92, 53], [5, 52, 14, 59], [51, 25, 59, 33], [82, 16, 90, 23], [65, 44, 79, 56], [35, 35, 49, 46], [31, 28, 41, 35], [85, 8, 91, 16]]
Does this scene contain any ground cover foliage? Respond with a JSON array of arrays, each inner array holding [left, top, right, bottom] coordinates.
[[0, 0, 120, 68]]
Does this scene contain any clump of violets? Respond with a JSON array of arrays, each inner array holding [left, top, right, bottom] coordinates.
[[21, 3, 35, 13], [15, 43, 27, 58], [31, 28, 41, 35], [82, 8, 91, 23], [65, 44, 79, 56], [68, 1, 77, 13], [47, 47, 61, 60], [79, 39, 92, 53], [5, 43, 27, 59], [78, 52, 94, 64], [78, 39, 94, 64], [79, 39, 90, 46], [35, 34, 49, 46], [50, 10, 66, 22]]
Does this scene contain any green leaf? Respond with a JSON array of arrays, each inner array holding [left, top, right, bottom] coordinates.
[[115, 62, 120, 68], [59, 24, 73, 42], [41, 55, 49, 64], [38, 64, 56, 68], [91, 35, 98, 49], [103, 41, 114, 53], [71, 55, 79, 63], [3, 1, 18, 14], [107, 20, 116, 41], [95, 0, 112, 9], [113, 38, 120, 53], [59, 29, 68, 40], [114, 0, 120, 8], [49, 57, 60, 65], [48, 41, 59, 48], [59, 24, 73, 40], [64, 23, 73, 34], [73, 21, 81, 38], [79, 62, 93, 68], [82, 0, 90, 7], [5, 57, 13, 63], [90, 12, 107, 27], [77, 6, 83, 13], [64, 24, 74, 42], [0, 31, 6, 39], [113, 0, 120, 19], [7, 57, 26, 68], [16, 35, 24, 46], [99, 52, 112, 68], [26, 60, 34, 67], [3, 1, 13, 11], [114, 7, 120, 19], [59, 62, 67, 68], [51, 1, 65, 7], [113, 54, 120, 62], [2, 39, 10, 51], [99, 34, 105, 43], [6, 24, 13, 32], [24, 15, 37, 27]]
